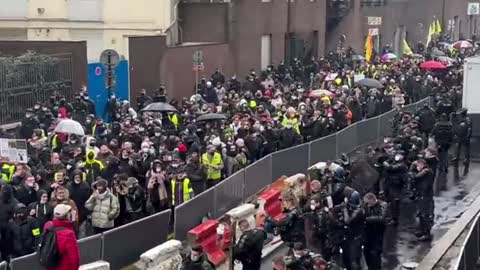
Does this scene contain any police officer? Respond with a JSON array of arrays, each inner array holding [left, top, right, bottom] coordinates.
[[453, 108, 472, 176], [270, 196, 305, 247], [363, 193, 387, 270], [308, 194, 331, 258], [341, 191, 365, 270], [416, 103, 436, 138], [382, 153, 408, 225], [412, 159, 435, 241], [233, 219, 266, 270], [431, 113, 454, 190]]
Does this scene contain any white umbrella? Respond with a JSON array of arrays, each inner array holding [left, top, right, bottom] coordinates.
[[54, 119, 85, 136]]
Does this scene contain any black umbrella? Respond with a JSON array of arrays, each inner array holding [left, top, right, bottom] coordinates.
[[141, 102, 178, 113], [357, 78, 384, 88], [197, 113, 227, 122]]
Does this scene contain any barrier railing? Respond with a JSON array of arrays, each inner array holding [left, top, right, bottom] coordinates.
[[4, 98, 430, 269], [454, 213, 480, 270]]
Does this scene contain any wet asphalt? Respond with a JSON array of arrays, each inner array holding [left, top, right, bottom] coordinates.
[[260, 163, 480, 270]]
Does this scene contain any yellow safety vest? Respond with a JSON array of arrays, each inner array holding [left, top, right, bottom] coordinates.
[[201, 152, 223, 180], [281, 117, 300, 134], [51, 134, 59, 150], [168, 114, 179, 129], [171, 178, 193, 206], [249, 100, 257, 109], [1, 164, 14, 183]]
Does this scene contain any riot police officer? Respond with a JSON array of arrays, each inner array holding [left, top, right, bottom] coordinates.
[[308, 195, 332, 258], [382, 153, 408, 225], [363, 193, 387, 270], [453, 108, 472, 176], [412, 159, 435, 241], [416, 103, 436, 138], [270, 196, 306, 247], [341, 191, 365, 270], [431, 113, 454, 190], [233, 219, 266, 270]]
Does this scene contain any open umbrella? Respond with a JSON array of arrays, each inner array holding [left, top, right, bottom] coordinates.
[[381, 53, 397, 61], [436, 56, 455, 66], [54, 119, 84, 136], [453, 40, 473, 49], [351, 55, 366, 61], [431, 48, 446, 57], [197, 113, 227, 122], [141, 102, 178, 113], [420, 60, 447, 70], [357, 78, 384, 88], [410, 54, 424, 58], [309, 89, 335, 98]]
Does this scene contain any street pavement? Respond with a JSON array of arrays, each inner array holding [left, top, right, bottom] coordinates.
[[260, 163, 480, 270]]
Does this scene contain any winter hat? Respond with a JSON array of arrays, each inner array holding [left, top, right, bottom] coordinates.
[[54, 204, 72, 218], [178, 144, 187, 153]]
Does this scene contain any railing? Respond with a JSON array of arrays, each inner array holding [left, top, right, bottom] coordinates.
[[0, 53, 73, 124], [4, 98, 430, 270], [455, 213, 480, 270]]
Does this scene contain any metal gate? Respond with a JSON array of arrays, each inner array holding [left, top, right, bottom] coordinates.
[[0, 52, 73, 124]]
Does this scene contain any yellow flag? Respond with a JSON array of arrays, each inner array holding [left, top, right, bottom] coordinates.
[[365, 34, 373, 62], [403, 39, 413, 56], [436, 19, 442, 34], [427, 22, 435, 46]]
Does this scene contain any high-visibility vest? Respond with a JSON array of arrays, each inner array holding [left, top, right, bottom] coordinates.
[[281, 117, 301, 134], [201, 152, 223, 180], [171, 178, 193, 206], [168, 114, 179, 129], [1, 164, 14, 183], [249, 100, 257, 109], [50, 134, 59, 150]]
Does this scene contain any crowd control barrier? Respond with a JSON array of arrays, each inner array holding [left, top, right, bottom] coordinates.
[[3, 98, 430, 269]]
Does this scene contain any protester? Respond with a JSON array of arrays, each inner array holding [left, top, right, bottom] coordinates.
[[43, 204, 80, 270], [180, 245, 215, 270]]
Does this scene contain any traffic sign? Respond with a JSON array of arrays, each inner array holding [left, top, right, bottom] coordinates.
[[193, 50, 203, 66], [100, 49, 120, 69]]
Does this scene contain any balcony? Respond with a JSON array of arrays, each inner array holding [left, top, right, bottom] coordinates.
[[0, 0, 28, 19], [67, 0, 103, 21]]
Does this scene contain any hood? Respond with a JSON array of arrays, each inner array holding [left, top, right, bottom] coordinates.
[[37, 189, 48, 201], [86, 149, 96, 164]]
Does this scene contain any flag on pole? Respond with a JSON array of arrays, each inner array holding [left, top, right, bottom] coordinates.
[[426, 21, 435, 46], [403, 39, 413, 56], [435, 19, 442, 34], [365, 34, 373, 62]]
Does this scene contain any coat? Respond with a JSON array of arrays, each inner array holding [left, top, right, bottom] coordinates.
[[85, 191, 120, 229], [44, 220, 80, 270]]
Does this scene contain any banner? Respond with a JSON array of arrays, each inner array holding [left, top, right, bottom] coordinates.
[[0, 139, 28, 163]]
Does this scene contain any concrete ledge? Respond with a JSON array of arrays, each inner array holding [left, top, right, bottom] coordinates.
[[417, 196, 480, 269], [0, 122, 20, 131], [137, 240, 182, 270], [79, 261, 110, 270]]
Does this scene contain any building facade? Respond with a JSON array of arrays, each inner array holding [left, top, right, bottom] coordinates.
[[0, 0, 176, 61]]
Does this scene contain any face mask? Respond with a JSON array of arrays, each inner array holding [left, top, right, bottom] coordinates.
[[122, 154, 128, 159], [26, 113, 32, 118], [155, 132, 161, 137], [42, 107, 48, 112], [86, 119, 91, 124], [155, 167, 161, 173], [310, 205, 316, 211], [66, 164, 72, 170], [26, 181, 34, 187], [34, 105, 40, 110], [191, 255, 200, 262], [293, 253, 302, 259], [142, 147, 149, 153], [139, 127, 145, 132]]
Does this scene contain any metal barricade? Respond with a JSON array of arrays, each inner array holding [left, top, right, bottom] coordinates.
[[102, 210, 171, 270], [0, 261, 6, 270], [9, 253, 40, 270], [378, 110, 396, 139], [77, 233, 103, 265], [356, 117, 380, 146], [336, 124, 358, 156], [244, 155, 273, 199], [271, 144, 310, 181], [309, 134, 337, 166], [174, 188, 215, 241], [214, 170, 245, 219]]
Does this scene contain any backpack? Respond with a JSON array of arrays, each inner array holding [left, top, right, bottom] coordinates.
[[37, 225, 66, 268]]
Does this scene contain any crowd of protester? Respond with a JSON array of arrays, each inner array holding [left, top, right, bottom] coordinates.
[[0, 36, 475, 270]]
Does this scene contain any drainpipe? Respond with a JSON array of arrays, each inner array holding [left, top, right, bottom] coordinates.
[[285, 0, 292, 64]]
